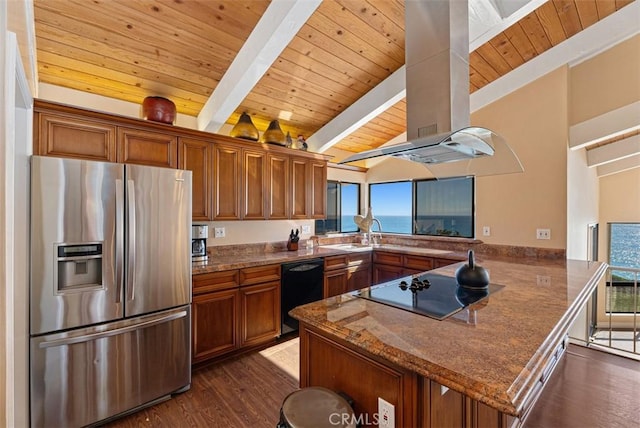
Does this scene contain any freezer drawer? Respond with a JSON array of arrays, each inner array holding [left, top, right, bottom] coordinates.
[[30, 306, 191, 428]]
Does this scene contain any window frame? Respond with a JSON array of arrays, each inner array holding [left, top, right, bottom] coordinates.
[[368, 180, 413, 234], [413, 176, 475, 238], [316, 180, 361, 234]]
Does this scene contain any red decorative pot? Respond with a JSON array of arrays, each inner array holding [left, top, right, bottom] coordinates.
[[142, 96, 176, 124]]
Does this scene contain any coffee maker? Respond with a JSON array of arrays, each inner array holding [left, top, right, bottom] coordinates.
[[191, 225, 208, 261]]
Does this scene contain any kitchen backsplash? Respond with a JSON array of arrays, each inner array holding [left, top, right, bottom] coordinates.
[[194, 219, 315, 247]]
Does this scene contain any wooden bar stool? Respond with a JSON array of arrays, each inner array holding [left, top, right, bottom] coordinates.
[[277, 386, 356, 428]]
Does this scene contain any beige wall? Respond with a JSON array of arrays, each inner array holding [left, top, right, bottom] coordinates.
[[566, 148, 599, 260], [570, 35, 640, 125], [474, 67, 568, 248]]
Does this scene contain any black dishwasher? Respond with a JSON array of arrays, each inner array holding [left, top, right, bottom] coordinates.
[[281, 258, 324, 335]]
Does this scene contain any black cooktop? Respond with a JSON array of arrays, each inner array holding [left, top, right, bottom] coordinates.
[[356, 273, 503, 320]]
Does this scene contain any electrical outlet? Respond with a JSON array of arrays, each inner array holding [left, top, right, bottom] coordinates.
[[536, 228, 551, 240], [214, 227, 225, 238], [378, 397, 395, 428], [482, 226, 491, 236], [537, 275, 551, 286], [301, 225, 311, 234]]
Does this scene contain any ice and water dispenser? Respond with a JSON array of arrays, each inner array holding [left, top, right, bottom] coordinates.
[[55, 243, 104, 291]]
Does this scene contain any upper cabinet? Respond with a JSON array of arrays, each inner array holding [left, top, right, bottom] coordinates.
[[178, 137, 212, 221], [35, 110, 117, 162], [34, 100, 329, 221], [117, 127, 177, 168], [291, 157, 327, 219]]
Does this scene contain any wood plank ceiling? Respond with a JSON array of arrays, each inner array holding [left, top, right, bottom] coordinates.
[[33, 0, 635, 154]]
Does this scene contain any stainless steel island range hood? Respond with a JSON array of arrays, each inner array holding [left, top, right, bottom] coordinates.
[[340, 0, 523, 177]]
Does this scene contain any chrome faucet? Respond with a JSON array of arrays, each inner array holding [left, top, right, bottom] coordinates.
[[370, 218, 383, 246]]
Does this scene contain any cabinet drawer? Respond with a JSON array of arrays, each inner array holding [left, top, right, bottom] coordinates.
[[404, 255, 434, 271], [193, 270, 239, 294], [433, 258, 459, 268], [325, 255, 349, 271], [373, 251, 403, 266], [239, 264, 281, 286], [348, 252, 372, 266]]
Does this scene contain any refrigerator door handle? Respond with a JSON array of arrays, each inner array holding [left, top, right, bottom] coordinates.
[[115, 179, 124, 303], [38, 310, 188, 348], [126, 179, 136, 301]]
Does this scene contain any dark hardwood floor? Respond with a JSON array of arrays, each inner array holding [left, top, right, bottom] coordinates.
[[105, 338, 299, 428], [104, 339, 638, 428], [524, 344, 640, 428]]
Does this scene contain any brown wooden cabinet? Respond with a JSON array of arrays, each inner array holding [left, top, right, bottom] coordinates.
[[242, 148, 267, 220], [291, 157, 308, 219], [372, 251, 460, 285], [240, 281, 280, 347], [213, 143, 242, 220], [324, 252, 372, 298], [34, 100, 330, 221], [117, 127, 177, 168], [192, 264, 281, 365], [291, 157, 327, 219], [268, 153, 290, 219], [309, 160, 327, 219], [192, 288, 240, 362], [178, 137, 212, 220], [35, 111, 117, 162], [300, 323, 517, 428]]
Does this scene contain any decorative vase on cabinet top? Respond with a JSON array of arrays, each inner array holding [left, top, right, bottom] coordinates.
[[262, 120, 286, 146], [142, 96, 176, 125], [230, 112, 259, 141]]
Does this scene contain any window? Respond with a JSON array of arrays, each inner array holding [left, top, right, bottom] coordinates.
[[315, 181, 360, 234], [607, 223, 640, 314], [369, 181, 412, 234], [414, 177, 474, 238]]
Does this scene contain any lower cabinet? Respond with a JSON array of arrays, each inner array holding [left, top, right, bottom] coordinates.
[[300, 323, 516, 428], [324, 252, 372, 298], [192, 264, 281, 364], [240, 280, 281, 347], [192, 288, 239, 362], [373, 251, 461, 285]]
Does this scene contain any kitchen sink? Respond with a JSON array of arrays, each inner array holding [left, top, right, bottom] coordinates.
[[320, 243, 374, 252]]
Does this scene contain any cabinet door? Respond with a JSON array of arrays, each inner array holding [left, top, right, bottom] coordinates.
[[290, 157, 308, 219], [404, 254, 434, 272], [434, 258, 458, 268], [36, 112, 117, 162], [242, 149, 267, 219], [425, 379, 464, 428], [213, 143, 241, 220], [117, 127, 177, 168], [240, 281, 281, 347], [309, 160, 327, 219], [178, 138, 212, 220], [324, 269, 349, 298], [268, 154, 290, 219], [347, 265, 371, 292], [192, 288, 240, 363], [372, 264, 405, 285]]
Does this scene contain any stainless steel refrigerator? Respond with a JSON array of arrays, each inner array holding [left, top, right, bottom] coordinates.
[[29, 156, 193, 427]]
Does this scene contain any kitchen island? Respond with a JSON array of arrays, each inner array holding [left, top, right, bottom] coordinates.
[[290, 257, 607, 427]]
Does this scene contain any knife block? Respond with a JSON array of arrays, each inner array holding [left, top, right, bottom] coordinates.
[[287, 240, 298, 251]]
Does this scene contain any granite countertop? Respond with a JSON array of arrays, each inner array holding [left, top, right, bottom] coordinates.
[[192, 244, 466, 274], [289, 257, 607, 416]]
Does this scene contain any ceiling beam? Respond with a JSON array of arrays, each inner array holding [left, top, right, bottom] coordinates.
[[587, 134, 640, 167], [307, 66, 406, 153], [196, 0, 321, 133], [570, 101, 640, 150], [597, 153, 640, 177]]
